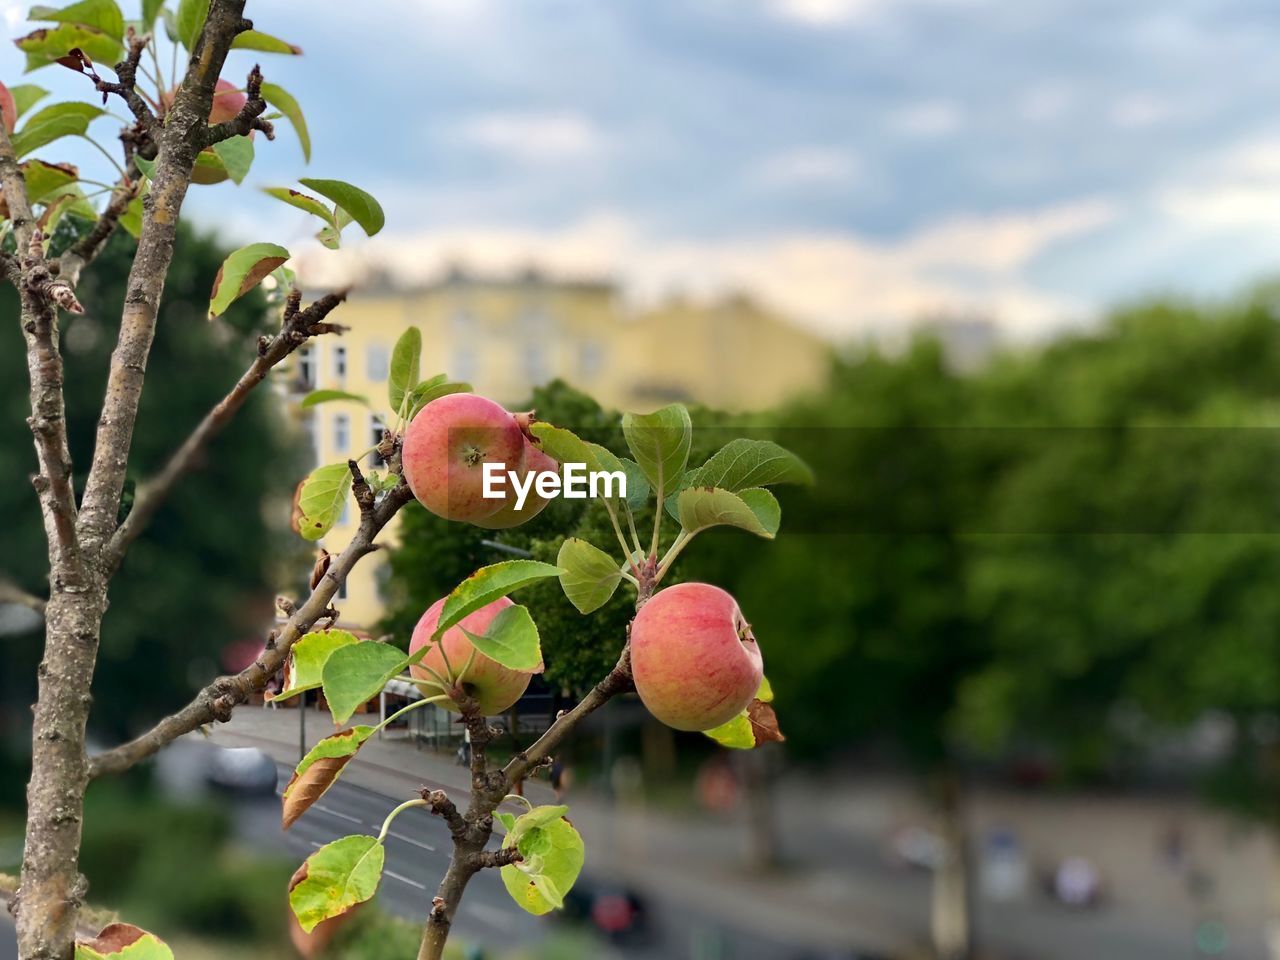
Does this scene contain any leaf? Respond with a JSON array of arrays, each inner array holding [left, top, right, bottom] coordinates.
[[757, 675, 774, 703], [322, 641, 408, 725], [527, 422, 602, 474], [289, 835, 384, 933], [11, 101, 104, 157], [259, 82, 310, 162], [133, 154, 156, 180], [298, 177, 384, 236], [557, 538, 623, 614], [208, 241, 290, 318], [282, 726, 374, 828], [583, 443, 647, 510], [15, 24, 122, 71], [174, 0, 208, 49], [687, 438, 813, 492], [262, 186, 332, 224], [294, 461, 352, 541], [508, 804, 569, 842], [117, 190, 144, 238], [140, 0, 163, 30], [500, 816, 584, 916], [231, 29, 301, 54], [407, 378, 471, 420], [495, 811, 516, 833], [430, 560, 563, 641], [210, 134, 253, 185], [702, 697, 785, 750], [75, 923, 174, 960], [30, 0, 124, 41], [388, 326, 421, 414], [275, 628, 360, 700], [301, 388, 368, 409], [460, 603, 543, 672], [677, 486, 780, 539], [10, 83, 50, 118], [22, 158, 77, 203], [622, 404, 692, 497]]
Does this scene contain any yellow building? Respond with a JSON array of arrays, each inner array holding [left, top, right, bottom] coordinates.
[[285, 268, 830, 630]]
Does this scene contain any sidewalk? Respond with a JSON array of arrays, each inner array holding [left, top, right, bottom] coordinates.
[[204, 703, 914, 955]]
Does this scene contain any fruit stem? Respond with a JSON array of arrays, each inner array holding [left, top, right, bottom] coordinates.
[[502, 794, 533, 813], [603, 501, 641, 578], [377, 797, 431, 843]]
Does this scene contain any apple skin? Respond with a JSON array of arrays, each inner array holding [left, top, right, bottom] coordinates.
[[165, 79, 250, 184], [403, 394, 527, 524], [630, 583, 763, 731], [209, 78, 247, 124], [473, 438, 558, 529], [0, 82, 15, 134], [408, 596, 538, 715]]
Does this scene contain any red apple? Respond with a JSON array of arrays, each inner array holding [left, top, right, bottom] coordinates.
[[474, 438, 558, 529], [630, 583, 763, 731], [402, 393, 527, 524], [409, 596, 538, 715], [0, 82, 16, 135], [209, 78, 247, 124]]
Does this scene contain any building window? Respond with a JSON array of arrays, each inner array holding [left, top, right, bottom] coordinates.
[[523, 343, 549, 385], [519, 305, 551, 337], [451, 345, 477, 382], [578, 340, 604, 380], [296, 346, 315, 390], [300, 415, 318, 468], [366, 343, 389, 381], [369, 416, 386, 467], [333, 413, 350, 452], [332, 345, 347, 383]]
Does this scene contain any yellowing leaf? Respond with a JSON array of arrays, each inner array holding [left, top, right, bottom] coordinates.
[[289, 835, 384, 933], [282, 726, 374, 828], [293, 462, 352, 542], [208, 241, 290, 318]]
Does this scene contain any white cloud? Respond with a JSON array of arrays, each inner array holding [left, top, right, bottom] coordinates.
[[1, 0, 22, 29], [292, 200, 1114, 342], [749, 146, 861, 188], [459, 111, 603, 163], [767, 0, 977, 27], [1110, 93, 1175, 130], [1158, 138, 1280, 228], [891, 100, 964, 138]]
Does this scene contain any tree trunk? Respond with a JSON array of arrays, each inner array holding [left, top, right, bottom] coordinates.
[[930, 770, 973, 960]]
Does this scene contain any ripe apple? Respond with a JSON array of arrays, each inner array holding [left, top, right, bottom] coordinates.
[[160, 79, 251, 184], [474, 438, 558, 529], [630, 582, 763, 731], [408, 596, 538, 715], [402, 393, 527, 524], [0, 82, 15, 134]]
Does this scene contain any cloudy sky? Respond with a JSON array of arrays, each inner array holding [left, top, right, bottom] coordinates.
[[5, 0, 1280, 340]]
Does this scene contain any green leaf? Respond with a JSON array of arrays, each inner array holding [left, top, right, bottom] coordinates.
[[703, 711, 754, 749], [208, 241, 290, 318], [282, 725, 374, 828], [430, 561, 563, 641], [259, 82, 310, 163], [174, 0, 208, 49], [133, 154, 156, 180], [275, 628, 360, 700], [508, 804, 569, 842], [500, 816, 584, 916], [22, 158, 77, 203], [230, 29, 301, 54], [295, 461, 352, 541], [298, 177, 384, 236], [677, 486, 780, 539], [9, 84, 50, 119], [388, 326, 421, 414], [210, 134, 253, 185], [262, 186, 332, 225], [11, 102, 104, 157], [289, 835, 384, 933], [495, 811, 516, 833], [301, 389, 368, 409], [322, 641, 408, 725], [618, 458, 650, 510], [75, 923, 174, 960], [688, 439, 814, 490], [622, 404, 692, 498], [557, 538, 623, 614], [407, 378, 472, 420], [29, 0, 124, 40], [527, 422, 602, 474], [757, 675, 774, 703], [117, 191, 144, 238], [140, 0, 162, 30], [459, 604, 543, 672], [15, 23, 122, 70]]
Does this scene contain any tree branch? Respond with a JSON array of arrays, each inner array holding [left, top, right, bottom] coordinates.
[[87, 481, 414, 778], [201, 63, 273, 147], [0, 578, 46, 616], [101, 289, 348, 574], [92, 31, 159, 134]]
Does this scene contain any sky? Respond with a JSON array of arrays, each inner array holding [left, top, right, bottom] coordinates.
[[4, 0, 1280, 342]]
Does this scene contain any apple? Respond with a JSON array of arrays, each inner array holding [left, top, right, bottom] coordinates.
[[630, 582, 763, 731], [209, 78, 247, 124], [409, 595, 538, 715], [160, 79, 251, 184], [402, 393, 527, 524], [474, 437, 558, 529], [0, 82, 15, 134]]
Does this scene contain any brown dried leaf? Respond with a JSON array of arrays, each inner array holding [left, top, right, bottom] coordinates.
[[282, 726, 372, 829], [747, 700, 785, 746]]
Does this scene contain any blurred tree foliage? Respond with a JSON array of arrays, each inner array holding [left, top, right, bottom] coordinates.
[[0, 225, 306, 756]]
